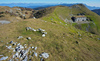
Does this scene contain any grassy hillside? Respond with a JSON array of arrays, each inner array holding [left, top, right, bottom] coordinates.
[[0, 6, 34, 20], [41, 4, 100, 35], [0, 19, 100, 61], [0, 4, 100, 61]]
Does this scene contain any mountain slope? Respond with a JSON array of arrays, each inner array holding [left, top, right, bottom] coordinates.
[[40, 4, 100, 35], [0, 19, 100, 61], [92, 9, 100, 15], [0, 4, 100, 61]]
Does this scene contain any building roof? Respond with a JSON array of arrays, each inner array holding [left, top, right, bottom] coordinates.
[[75, 15, 86, 18]]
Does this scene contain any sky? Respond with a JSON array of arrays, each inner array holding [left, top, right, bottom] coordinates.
[[0, 0, 100, 7]]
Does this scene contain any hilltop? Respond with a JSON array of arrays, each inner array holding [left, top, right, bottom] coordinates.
[[34, 4, 100, 35], [0, 4, 100, 61]]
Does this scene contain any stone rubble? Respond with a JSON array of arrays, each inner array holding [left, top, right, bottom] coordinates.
[[27, 37, 31, 40], [2, 27, 49, 61], [34, 47, 37, 50], [34, 52, 38, 57], [26, 27, 47, 37], [5, 41, 49, 61], [40, 52, 49, 59], [18, 36, 23, 39], [0, 56, 8, 61]]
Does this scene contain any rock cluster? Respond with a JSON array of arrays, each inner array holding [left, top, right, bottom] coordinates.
[[0, 56, 8, 61], [1, 27, 49, 61], [5, 41, 49, 61], [26, 27, 47, 37]]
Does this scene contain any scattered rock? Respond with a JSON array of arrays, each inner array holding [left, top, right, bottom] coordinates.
[[34, 47, 37, 50], [33, 17, 36, 19], [34, 52, 38, 57], [38, 28, 45, 32], [0, 56, 8, 61], [18, 36, 23, 39], [10, 41, 13, 44], [7, 46, 12, 49], [42, 34, 45, 37], [26, 27, 31, 31], [32, 29, 36, 31], [4, 34, 49, 61], [40, 52, 49, 59], [31, 46, 34, 49], [27, 37, 31, 40], [26, 27, 47, 37]]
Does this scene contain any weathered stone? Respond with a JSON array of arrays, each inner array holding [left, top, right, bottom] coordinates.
[[26, 27, 31, 31], [10, 41, 13, 44], [27, 37, 31, 40], [38, 28, 45, 32], [34, 47, 37, 50], [18, 36, 23, 39], [41, 52, 49, 59], [7, 46, 12, 49], [32, 29, 36, 31], [31, 46, 34, 49], [23, 55, 28, 61], [0, 56, 8, 60], [25, 46, 27, 48], [34, 52, 37, 57], [42, 34, 45, 37], [15, 52, 19, 57], [17, 43, 20, 46]]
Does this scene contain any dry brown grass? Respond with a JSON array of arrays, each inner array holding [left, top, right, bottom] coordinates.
[[0, 18, 99, 61]]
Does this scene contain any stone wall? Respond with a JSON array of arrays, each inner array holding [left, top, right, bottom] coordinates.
[[75, 17, 87, 22]]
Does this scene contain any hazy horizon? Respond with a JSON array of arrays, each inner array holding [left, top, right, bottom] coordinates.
[[0, 0, 100, 7]]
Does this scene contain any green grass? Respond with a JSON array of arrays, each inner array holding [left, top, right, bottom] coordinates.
[[42, 5, 100, 36], [0, 19, 100, 61], [0, 4, 100, 61]]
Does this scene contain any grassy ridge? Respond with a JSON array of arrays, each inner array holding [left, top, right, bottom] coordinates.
[[42, 4, 100, 35], [0, 4, 100, 61], [0, 19, 100, 61]]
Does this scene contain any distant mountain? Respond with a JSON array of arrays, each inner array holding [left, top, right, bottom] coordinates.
[[60, 4, 100, 10], [92, 9, 100, 15], [0, 3, 100, 10]]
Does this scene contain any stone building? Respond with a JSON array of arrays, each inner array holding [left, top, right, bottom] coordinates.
[[71, 16, 87, 22]]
